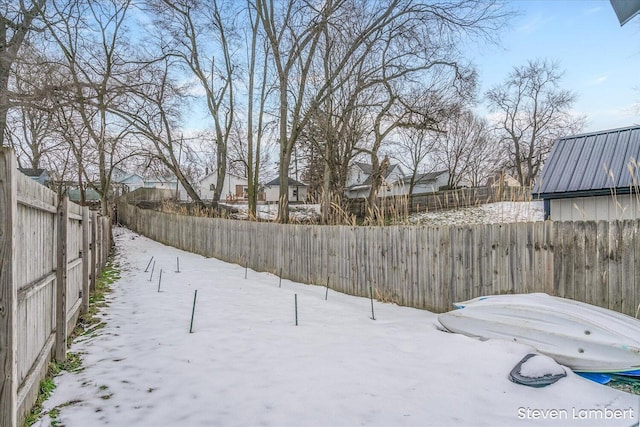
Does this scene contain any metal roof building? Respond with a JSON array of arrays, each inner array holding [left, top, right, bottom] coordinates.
[[533, 125, 640, 221]]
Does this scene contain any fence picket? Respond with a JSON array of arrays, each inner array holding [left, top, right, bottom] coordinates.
[[0, 149, 110, 426]]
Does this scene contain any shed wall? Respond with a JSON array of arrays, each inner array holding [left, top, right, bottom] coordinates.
[[550, 195, 640, 221]]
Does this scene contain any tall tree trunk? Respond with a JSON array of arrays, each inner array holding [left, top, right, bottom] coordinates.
[[277, 143, 291, 223]]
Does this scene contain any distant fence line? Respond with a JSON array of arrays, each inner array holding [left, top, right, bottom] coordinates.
[[348, 186, 532, 217], [117, 194, 639, 321], [0, 148, 111, 427], [122, 187, 175, 204]]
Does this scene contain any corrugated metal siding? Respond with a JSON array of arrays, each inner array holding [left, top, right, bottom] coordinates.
[[550, 195, 640, 221], [534, 125, 640, 197]]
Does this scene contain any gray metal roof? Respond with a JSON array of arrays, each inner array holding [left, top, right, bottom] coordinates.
[[354, 162, 373, 175], [18, 168, 46, 177], [265, 177, 306, 187], [403, 170, 448, 184], [534, 125, 640, 199], [610, 0, 640, 26]]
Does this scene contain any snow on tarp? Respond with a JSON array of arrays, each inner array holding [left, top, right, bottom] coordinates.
[[438, 293, 640, 373], [510, 354, 567, 388]]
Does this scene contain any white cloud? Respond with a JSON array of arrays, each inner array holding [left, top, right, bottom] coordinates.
[[582, 6, 603, 16], [516, 14, 555, 33], [590, 74, 609, 85]]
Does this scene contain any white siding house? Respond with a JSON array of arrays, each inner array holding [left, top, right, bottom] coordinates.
[[144, 177, 189, 200], [345, 162, 448, 198], [264, 177, 308, 203], [534, 125, 640, 221], [112, 168, 144, 192], [112, 167, 188, 200], [199, 171, 249, 201], [345, 162, 407, 199], [404, 171, 449, 194]]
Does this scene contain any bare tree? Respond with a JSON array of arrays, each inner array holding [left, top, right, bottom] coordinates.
[[0, 0, 46, 146], [463, 127, 500, 188], [254, 0, 328, 223], [486, 59, 585, 186], [147, 0, 236, 205], [391, 126, 438, 195], [434, 109, 490, 188], [6, 44, 70, 170], [110, 56, 205, 204], [243, 3, 273, 219], [256, 0, 508, 222], [299, 80, 370, 223], [41, 0, 148, 214]]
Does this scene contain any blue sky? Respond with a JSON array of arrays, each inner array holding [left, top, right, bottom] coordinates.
[[470, 0, 640, 133]]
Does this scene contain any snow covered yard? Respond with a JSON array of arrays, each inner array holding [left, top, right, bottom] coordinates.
[[221, 200, 545, 225], [409, 201, 545, 226], [37, 227, 637, 427]]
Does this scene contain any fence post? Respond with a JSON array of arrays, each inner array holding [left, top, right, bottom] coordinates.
[[0, 148, 18, 427], [81, 206, 90, 313], [96, 215, 102, 278], [90, 212, 97, 292], [103, 216, 110, 264], [55, 197, 68, 362]]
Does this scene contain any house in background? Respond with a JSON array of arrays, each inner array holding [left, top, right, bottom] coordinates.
[[112, 167, 188, 200], [18, 168, 50, 186], [264, 177, 308, 203], [345, 162, 407, 199], [533, 125, 640, 221], [67, 188, 102, 204], [144, 176, 189, 200], [345, 161, 449, 198], [112, 167, 144, 193], [486, 171, 521, 188], [199, 171, 250, 202], [405, 170, 449, 193]]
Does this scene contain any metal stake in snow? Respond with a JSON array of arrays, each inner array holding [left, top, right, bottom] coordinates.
[[157, 269, 163, 292], [279, 267, 282, 288], [369, 286, 376, 320], [189, 290, 198, 333], [176, 257, 180, 273], [149, 260, 156, 282], [244, 259, 248, 279], [294, 294, 298, 326], [144, 256, 154, 272], [325, 276, 330, 300]]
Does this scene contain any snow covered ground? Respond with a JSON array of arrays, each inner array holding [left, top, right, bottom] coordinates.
[[409, 201, 545, 226], [223, 201, 544, 225], [221, 202, 321, 222], [36, 227, 638, 427]]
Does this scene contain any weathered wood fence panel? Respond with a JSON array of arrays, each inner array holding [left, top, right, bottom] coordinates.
[[117, 197, 640, 321], [349, 186, 531, 217], [0, 148, 110, 427]]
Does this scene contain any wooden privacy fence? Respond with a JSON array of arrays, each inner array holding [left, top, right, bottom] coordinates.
[[348, 186, 531, 217], [0, 148, 111, 427], [117, 198, 639, 319]]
